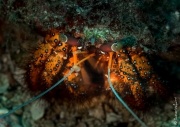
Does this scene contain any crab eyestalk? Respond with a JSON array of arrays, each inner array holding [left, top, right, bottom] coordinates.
[[100, 43, 123, 52], [100, 36, 137, 52], [60, 33, 81, 46]]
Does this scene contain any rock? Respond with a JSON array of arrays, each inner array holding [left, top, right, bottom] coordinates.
[[42, 120, 55, 127], [66, 117, 76, 127], [164, 103, 173, 111], [60, 111, 65, 119], [22, 119, 31, 127], [30, 100, 47, 120], [76, 122, 87, 127], [13, 68, 26, 86], [85, 118, 95, 127], [11, 123, 22, 127], [88, 104, 104, 119], [14, 108, 23, 115], [128, 122, 133, 127], [0, 118, 8, 127], [93, 119, 102, 126], [106, 112, 121, 124], [0, 73, 9, 93], [0, 108, 8, 115], [0, 123, 6, 127], [1, 96, 7, 102], [9, 114, 20, 124], [156, 121, 163, 126]]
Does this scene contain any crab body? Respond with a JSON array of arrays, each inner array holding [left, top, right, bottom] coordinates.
[[25, 29, 169, 110]]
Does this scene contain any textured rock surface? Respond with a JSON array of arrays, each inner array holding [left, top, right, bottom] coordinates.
[[0, 73, 9, 93]]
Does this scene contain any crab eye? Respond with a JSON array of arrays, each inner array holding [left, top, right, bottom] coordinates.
[[59, 33, 67, 43]]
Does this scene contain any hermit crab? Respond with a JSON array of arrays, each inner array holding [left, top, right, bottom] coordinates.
[[0, 29, 172, 127]]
